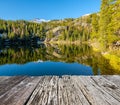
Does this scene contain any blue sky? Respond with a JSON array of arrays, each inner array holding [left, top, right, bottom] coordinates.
[[0, 0, 101, 20]]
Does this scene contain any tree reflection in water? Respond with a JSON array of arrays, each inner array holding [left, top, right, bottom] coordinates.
[[0, 44, 120, 75]]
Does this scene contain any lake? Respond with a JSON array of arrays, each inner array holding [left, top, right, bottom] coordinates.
[[0, 44, 119, 76]]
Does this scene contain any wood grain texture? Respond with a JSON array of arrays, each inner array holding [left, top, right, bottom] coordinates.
[[0, 76, 119, 105]]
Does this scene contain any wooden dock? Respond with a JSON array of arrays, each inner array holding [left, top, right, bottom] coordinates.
[[0, 76, 120, 105]]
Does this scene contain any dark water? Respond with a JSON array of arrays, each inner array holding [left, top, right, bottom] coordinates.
[[0, 44, 119, 76]]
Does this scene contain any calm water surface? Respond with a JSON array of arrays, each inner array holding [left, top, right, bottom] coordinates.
[[0, 44, 119, 76]]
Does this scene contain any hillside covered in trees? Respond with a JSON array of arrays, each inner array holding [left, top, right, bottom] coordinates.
[[0, 0, 120, 48]]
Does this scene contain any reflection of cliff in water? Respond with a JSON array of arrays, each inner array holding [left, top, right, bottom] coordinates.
[[0, 44, 120, 75]]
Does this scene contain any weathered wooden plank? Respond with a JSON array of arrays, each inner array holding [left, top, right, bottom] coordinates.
[[104, 75, 120, 86], [59, 76, 90, 105], [26, 76, 53, 105], [36, 76, 57, 105], [0, 77, 40, 105], [0, 77, 10, 82], [15, 77, 41, 105], [91, 76, 120, 102], [25, 76, 46, 105], [0, 76, 26, 96], [73, 76, 120, 105], [46, 76, 58, 105], [58, 76, 69, 105]]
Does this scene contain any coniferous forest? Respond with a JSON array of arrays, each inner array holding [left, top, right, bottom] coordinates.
[[0, 0, 120, 49]]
